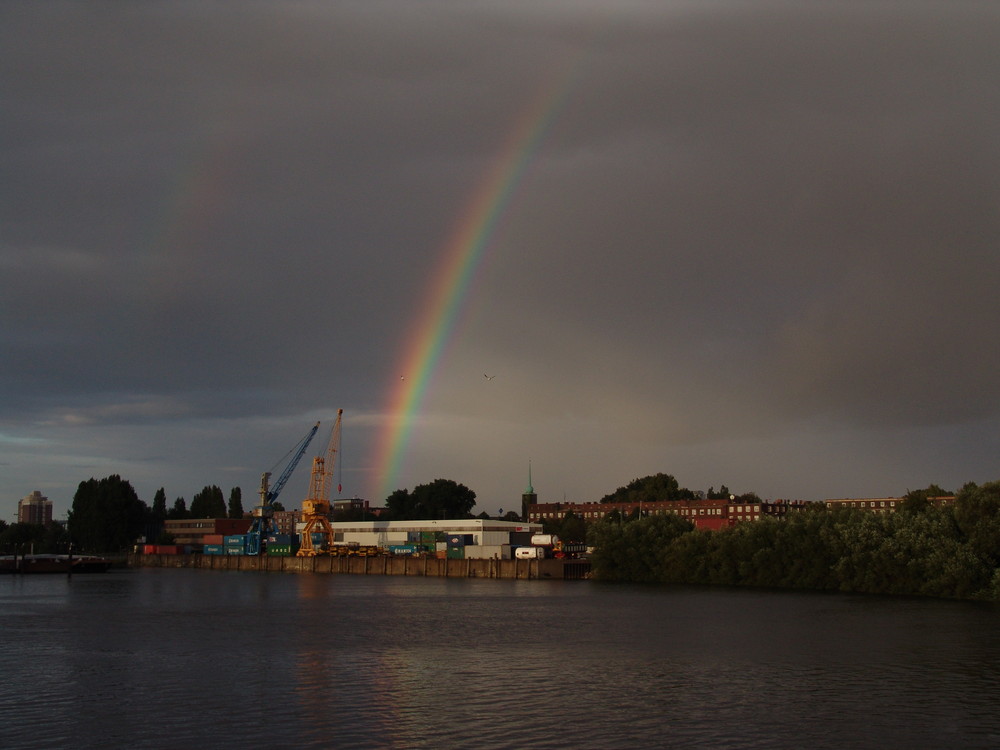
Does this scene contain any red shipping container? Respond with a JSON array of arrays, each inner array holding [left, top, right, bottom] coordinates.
[[202, 535, 224, 545], [143, 544, 157, 555]]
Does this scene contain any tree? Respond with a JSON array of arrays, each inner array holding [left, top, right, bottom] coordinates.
[[190, 485, 226, 518], [953, 481, 1000, 572], [599, 473, 696, 504], [384, 479, 477, 520], [0, 522, 48, 552], [151, 488, 167, 522], [168, 497, 188, 520], [589, 514, 693, 582], [227, 487, 244, 519], [147, 487, 169, 546], [67, 475, 149, 552], [901, 484, 951, 514], [556, 511, 587, 544]]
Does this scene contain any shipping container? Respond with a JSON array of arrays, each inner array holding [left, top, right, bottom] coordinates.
[[202, 535, 224, 545], [203, 545, 225, 555], [266, 534, 292, 544], [156, 545, 180, 555], [446, 546, 465, 559], [389, 544, 419, 556], [467, 545, 511, 560], [530, 534, 559, 547], [515, 546, 545, 559], [142, 544, 157, 555], [267, 545, 293, 556]]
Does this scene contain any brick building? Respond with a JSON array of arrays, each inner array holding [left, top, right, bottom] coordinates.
[[527, 498, 806, 530], [163, 517, 251, 546], [824, 496, 956, 513], [18, 490, 53, 525]]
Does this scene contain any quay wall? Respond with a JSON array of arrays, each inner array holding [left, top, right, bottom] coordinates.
[[127, 553, 591, 580]]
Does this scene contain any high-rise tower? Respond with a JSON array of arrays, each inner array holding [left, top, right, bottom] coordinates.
[[18, 490, 52, 525]]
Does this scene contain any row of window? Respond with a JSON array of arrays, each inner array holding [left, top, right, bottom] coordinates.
[[826, 501, 896, 509], [533, 507, 756, 521]]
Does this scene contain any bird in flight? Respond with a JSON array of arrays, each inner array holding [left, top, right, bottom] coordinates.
[[484, 373, 496, 381]]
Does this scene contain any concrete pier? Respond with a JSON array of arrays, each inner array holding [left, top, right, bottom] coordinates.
[[127, 553, 591, 580]]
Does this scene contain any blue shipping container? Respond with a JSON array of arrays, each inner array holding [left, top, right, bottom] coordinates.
[[203, 545, 225, 555], [389, 544, 419, 555]]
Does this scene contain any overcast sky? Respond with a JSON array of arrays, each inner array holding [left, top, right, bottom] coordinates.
[[4, 1, 1000, 520]]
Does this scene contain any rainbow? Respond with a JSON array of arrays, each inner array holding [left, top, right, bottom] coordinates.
[[369, 57, 582, 501]]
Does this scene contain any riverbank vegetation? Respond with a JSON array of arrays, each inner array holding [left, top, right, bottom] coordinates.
[[588, 481, 1000, 601]]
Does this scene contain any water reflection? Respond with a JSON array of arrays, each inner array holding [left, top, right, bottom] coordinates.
[[2, 571, 999, 749]]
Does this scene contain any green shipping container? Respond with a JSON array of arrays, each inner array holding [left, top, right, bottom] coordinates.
[[267, 545, 293, 556], [446, 547, 464, 559]]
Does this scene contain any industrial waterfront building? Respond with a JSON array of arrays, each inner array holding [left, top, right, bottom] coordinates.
[[308, 518, 542, 559], [163, 517, 251, 547]]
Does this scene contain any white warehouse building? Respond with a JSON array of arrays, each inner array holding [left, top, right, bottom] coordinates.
[[299, 519, 543, 559]]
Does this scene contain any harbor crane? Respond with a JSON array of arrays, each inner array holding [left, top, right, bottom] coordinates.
[[297, 409, 343, 556], [246, 421, 320, 556]]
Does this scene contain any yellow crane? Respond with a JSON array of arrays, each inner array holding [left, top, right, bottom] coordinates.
[[297, 408, 343, 556]]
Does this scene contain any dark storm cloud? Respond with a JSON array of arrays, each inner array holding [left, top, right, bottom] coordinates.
[[2, 1, 999, 515]]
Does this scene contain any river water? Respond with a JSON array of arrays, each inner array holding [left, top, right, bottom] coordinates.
[[1, 568, 999, 749]]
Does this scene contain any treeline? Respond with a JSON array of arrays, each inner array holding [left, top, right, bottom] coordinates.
[[0, 520, 70, 554], [588, 481, 1000, 601], [384, 479, 477, 521], [0, 476, 249, 554], [598, 473, 761, 504]]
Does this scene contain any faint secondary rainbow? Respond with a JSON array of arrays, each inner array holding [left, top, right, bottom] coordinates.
[[371, 57, 582, 500]]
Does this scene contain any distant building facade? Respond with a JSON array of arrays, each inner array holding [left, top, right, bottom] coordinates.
[[332, 498, 371, 519], [272, 510, 301, 536], [164, 518, 252, 546], [824, 496, 956, 513], [18, 490, 53, 525], [528, 494, 959, 528], [527, 498, 807, 530]]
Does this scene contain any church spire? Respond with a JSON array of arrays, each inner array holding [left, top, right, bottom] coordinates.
[[521, 460, 537, 522]]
